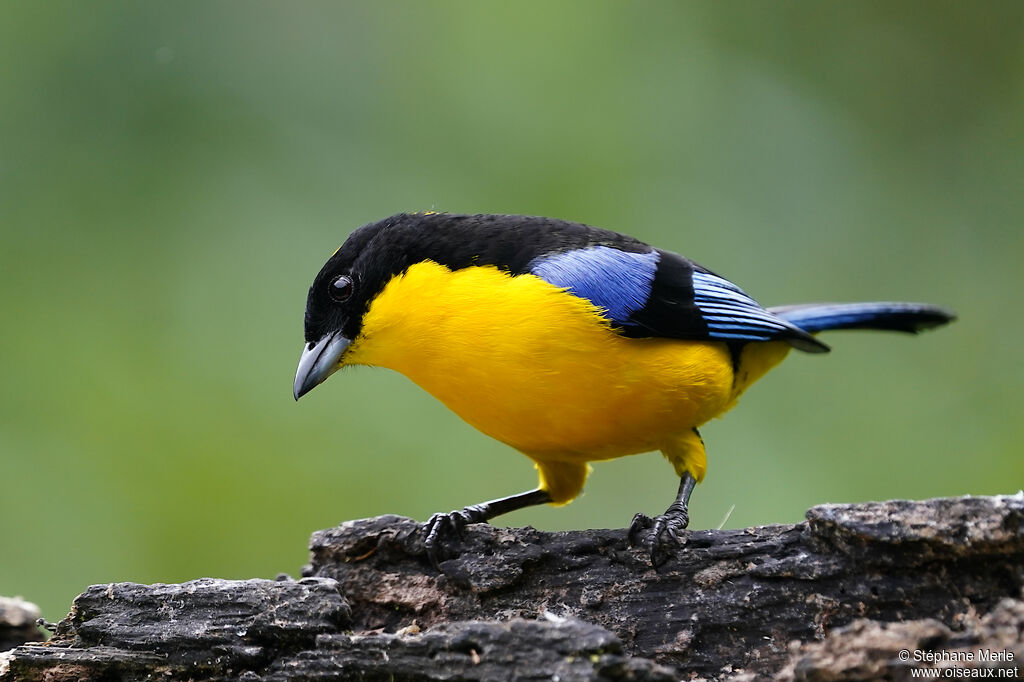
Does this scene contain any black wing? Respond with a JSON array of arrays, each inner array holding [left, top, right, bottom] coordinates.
[[527, 240, 826, 352]]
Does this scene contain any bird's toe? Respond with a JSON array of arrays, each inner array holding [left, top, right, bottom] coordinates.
[[628, 512, 654, 546], [629, 510, 689, 567], [421, 506, 489, 569]]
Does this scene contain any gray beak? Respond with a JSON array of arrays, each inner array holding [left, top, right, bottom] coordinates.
[[293, 332, 351, 400]]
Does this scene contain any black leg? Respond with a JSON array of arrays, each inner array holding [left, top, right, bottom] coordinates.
[[423, 488, 551, 569], [628, 471, 697, 566]]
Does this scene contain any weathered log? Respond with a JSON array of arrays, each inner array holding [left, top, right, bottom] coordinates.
[[3, 495, 1023, 681], [0, 598, 43, 652]]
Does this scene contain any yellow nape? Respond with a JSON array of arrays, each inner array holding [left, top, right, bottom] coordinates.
[[344, 261, 790, 504]]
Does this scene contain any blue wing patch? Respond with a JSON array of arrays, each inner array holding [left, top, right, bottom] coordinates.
[[529, 246, 660, 325], [692, 271, 801, 342]]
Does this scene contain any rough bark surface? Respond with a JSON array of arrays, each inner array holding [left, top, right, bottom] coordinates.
[[3, 495, 1024, 681]]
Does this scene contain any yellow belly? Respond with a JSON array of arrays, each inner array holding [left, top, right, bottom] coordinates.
[[344, 261, 789, 502]]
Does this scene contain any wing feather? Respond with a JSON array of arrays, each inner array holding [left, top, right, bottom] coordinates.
[[530, 245, 826, 351], [529, 246, 660, 326]]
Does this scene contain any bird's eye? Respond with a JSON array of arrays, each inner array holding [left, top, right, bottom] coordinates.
[[329, 275, 354, 303]]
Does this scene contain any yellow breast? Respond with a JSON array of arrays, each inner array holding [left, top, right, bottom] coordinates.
[[344, 261, 784, 465]]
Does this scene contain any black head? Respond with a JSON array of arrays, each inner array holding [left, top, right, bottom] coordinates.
[[301, 217, 391, 346]]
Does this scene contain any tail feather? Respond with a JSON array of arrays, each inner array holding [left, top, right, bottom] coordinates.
[[769, 302, 956, 335]]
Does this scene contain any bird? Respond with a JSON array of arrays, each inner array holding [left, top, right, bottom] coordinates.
[[292, 212, 955, 566]]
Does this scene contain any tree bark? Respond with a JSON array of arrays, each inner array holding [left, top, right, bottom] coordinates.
[[3, 495, 1023, 681]]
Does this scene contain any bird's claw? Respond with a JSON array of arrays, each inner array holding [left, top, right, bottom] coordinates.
[[421, 505, 488, 570], [628, 508, 689, 567]]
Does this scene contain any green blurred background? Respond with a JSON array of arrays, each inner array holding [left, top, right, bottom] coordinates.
[[2, 2, 1022, 620]]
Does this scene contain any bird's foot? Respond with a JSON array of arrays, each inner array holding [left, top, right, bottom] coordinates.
[[421, 504, 489, 570], [628, 506, 689, 567]]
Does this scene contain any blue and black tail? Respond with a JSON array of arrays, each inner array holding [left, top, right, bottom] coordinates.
[[768, 302, 956, 352]]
